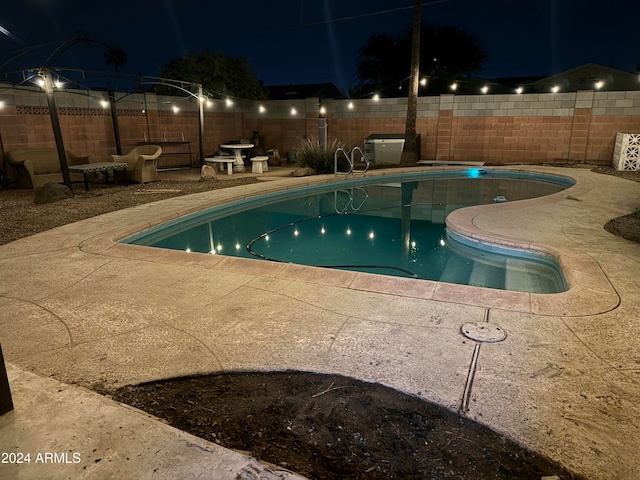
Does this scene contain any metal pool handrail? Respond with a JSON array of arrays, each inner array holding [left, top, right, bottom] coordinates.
[[334, 147, 370, 175]]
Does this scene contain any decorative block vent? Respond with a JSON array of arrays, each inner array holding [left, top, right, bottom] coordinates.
[[613, 133, 640, 171]]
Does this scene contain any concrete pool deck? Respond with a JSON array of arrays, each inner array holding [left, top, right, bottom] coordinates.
[[0, 166, 639, 479]]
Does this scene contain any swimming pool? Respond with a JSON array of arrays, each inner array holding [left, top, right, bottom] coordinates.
[[123, 169, 575, 293]]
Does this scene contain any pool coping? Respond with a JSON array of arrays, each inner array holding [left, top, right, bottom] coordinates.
[[80, 166, 620, 317]]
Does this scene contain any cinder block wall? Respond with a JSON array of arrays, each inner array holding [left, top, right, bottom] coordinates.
[[1, 82, 639, 165], [323, 91, 640, 164]]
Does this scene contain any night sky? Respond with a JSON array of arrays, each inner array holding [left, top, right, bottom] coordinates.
[[1, 0, 639, 93]]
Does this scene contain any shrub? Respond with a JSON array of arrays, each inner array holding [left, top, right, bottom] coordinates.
[[294, 137, 348, 174]]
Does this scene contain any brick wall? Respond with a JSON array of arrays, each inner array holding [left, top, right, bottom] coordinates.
[[1, 83, 639, 166]]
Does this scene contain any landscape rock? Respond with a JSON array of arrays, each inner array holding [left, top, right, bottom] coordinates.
[[292, 167, 316, 177], [200, 165, 217, 181], [34, 183, 73, 204]]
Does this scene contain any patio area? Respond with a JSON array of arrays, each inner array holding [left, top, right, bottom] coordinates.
[[0, 166, 639, 479]]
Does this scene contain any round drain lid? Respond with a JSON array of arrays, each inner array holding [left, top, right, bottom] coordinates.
[[461, 322, 506, 342]]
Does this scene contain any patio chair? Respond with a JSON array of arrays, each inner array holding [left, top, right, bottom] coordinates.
[[112, 145, 162, 183]]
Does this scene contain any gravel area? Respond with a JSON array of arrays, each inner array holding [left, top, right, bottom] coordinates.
[[0, 175, 259, 246]]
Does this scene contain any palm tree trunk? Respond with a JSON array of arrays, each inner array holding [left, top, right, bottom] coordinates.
[[400, 0, 422, 166]]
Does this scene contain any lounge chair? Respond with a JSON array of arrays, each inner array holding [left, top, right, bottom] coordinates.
[[111, 145, 162, 183]]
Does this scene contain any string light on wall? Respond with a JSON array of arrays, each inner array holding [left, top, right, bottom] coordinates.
[[551, 85, 560, 93], [172, 105, 180, 113], [100, 99, 109, 108], [53, 80, 64, 89], [225, 97, 233, 107], [420, 78, 427, 86], [348, 101, 354, 109], [319, 106, 326, 115], [595, 80, 604, 90], [259, 104, 266, 113], [515, 87, 524, 94], [290, 106, 297, 115], [0, 100, 5, 109], [450, 82, 458, 91], [206, 99, 213, 108], [372, 93, 380, 101], [481, 85, 489, 94]]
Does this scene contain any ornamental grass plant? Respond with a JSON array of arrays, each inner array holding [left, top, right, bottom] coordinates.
[[294, 137, 349, 174]]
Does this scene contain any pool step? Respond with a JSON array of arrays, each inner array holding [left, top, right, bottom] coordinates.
[[504, 259, 535, 293], [468, 260, 505, 290], [439, 255, 472, 285], [505, 258, 558, 294]]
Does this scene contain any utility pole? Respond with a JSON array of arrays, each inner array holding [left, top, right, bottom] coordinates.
[[400, 0, 422, 166]]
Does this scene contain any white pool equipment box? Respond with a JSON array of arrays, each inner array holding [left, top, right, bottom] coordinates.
[[364, 134, 407, 164]]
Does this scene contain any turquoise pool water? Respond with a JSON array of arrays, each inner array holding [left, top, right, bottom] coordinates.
[[123, 169, 574, 293]]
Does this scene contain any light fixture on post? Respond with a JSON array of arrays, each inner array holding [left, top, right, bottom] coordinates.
[[318, 104, 327, 147]]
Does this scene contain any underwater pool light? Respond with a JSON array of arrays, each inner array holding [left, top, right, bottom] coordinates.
[[467, 168, 488, 178]]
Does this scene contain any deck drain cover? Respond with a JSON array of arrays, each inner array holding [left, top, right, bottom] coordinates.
[[461, 322, 506, 342]]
